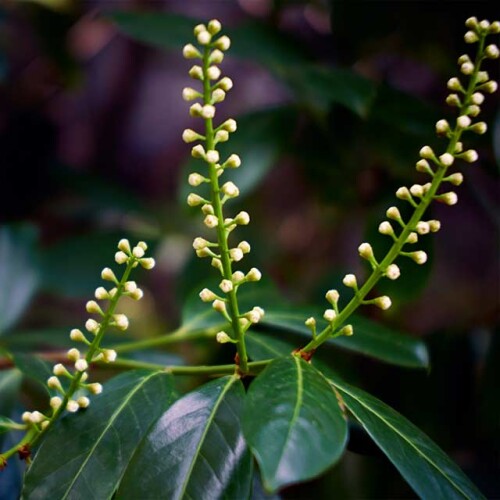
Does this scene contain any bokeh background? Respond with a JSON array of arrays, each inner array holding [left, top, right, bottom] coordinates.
[[0, 0, 499, 497]]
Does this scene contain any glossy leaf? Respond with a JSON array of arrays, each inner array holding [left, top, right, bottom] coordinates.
[[243, 357, 348, 492], [11, 353, 61, 396], [23, 370, 174, 499], [0, 225, 39, 334], [330, 378, 485, 499], [117, 376, 253, 500], [246, 332, 295, 361]]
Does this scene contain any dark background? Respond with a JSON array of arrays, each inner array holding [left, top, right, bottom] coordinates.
[[0, 0, 498, 497]]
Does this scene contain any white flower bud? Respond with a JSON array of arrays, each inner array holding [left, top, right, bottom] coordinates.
[[435, 119, 450, 134], [75, 359, 88, 372], [77, 396, 90, 408], [30, 411, 46, 424], [206, 66, 221, 81], [201, 204, 214, 215], [222, 181, 239, 197], [214, 35, 231, 51], [211, 258, 222, 271], [50, 396, 63, 409], [341, 325, 354, 336], [437, 192, 458, 205], [200, 288, 217, 302], [101, 267, 117, 282], [419, 146, 435, 159], [88, 383, 103, 395], [247, 309, 261, 324], [193, 23, 206, 36], [197, 30, 211, 45], [115, 251, 128, 265], [305, 317, 316, 327], [358, 242, 374, 260], [416, 221, 430, 235], [219, 279, 233, 293], [232, 271, 245, 283], [470, 122, 487, 134], [378, 221, 394, 235], [187, 193, 204, 206], [215, 130, 229, 143], [374, 296, 392, 310], [183, 44, 201, 59], [460, 62, 474, 75], [485, 45, 499, 59], [235, 211, 250, 225], [124, 281, 137, 293], [224, 154, 241, 168], [53, 364, 67, 376], [216, 331, 232, 344], [489, 21, 500, 34], [464, 31, 479, 43], [247, 268, 262, 282], [461, 149, 478, 163], [457, 115, 471, 129], [212, 89, 226, 105], [229, 248, 244, 262], [70, 329, 86, 342], [238, 241, 251, 253], [446, 94, 461, 107], [428, 220, 441, 232], [439, 153, 455, 167], [209, 49, 224, 64], [67, 348, 80, 361], [479, 20, 490, 30], [221, 119, 237, 133], [189, 65, 204, 80], [325, 289, 340, 304], [113, 314, 129, 331], [408, 184, 423, 198], [465, 17, 478, 28], [447, 173, 463, 186], [86, 300, 103, 315], [477, 71, 489, 83], [117, 238, 131, 254], [406, 232, 418, 244], [479, 81, 497, 93], [470, 92, 484, 105], [66, 400, 79, 413], [182, 87, 200, 101], [204, 215, 219, 228], [208, 19, 222, 34], [47, 376, 62, 391], [342, 274, 357, 288], [132, 245, 145, 258], [130, 288, 144, 301], [22, 412, 33, 423], [201, 105, 216, 119], [385, 264, 400, 280], [85, 318, 100, 334], [447, 77, 463, 91], [396, 187, 412, 200], [102, 349, 117, 363], [212, 299, 227, 313], [94, 286, 109, 300], [218, 77, 233, 91], [193, 237, 209, 250], [410, 251, 428, 264], [323, 309, 336, 322], [141, 257, 156, 270], [182, 129, 200, 144], [386, 206, 402, 221]]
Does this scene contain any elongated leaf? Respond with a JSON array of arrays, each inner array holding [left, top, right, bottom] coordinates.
[[117, 376, 253, 500], [23, 370, 174, 499], [246, 332, 294, 360], [330, 379, 484, 499], [12, 353, 56, 396], [243, 357, 348, 492], [0, 369, 22, 416], [0, 225, 39, 334]]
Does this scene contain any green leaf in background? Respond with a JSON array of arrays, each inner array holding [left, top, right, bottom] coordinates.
[[11, 353, 60, 397], [243, 357, 348, 492], [330, 379, 485, 499], [23, 370, 174, 499], [0, 225, 40, 335], [0, 369, 22, 417], [117, 376, 253, 500], [246, 331, 294, 360], [0, 328, 73, 351]]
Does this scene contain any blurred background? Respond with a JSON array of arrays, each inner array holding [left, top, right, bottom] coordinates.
[[0, 0, 498, 497]]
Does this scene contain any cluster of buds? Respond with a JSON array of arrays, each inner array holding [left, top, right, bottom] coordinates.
[[183, 20, 264, 344], [22, 239, 154, 429]]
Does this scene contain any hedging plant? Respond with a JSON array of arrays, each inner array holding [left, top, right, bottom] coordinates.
[[0, 15, 498, 499]]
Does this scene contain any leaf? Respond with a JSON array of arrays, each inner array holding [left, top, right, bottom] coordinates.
[[11, 353, 60, 396], [22, 370, 174, 499], [117, 376, 253, 500], [242, 357, 348, 492], [330, 378, 485, 499], [246, 332, 295, 361], [0, 369, 22, 417], [0, 225, 40, 334]]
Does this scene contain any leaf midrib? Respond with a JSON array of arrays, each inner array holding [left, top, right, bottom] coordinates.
[[333, 382, 471, 499], [61, 371, 161, 499]]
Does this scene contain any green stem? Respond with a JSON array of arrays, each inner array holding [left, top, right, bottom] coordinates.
[[201, 46, 249, 373], [300, 34, 487, 354]]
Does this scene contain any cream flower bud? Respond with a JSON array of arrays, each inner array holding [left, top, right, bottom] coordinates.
[[200, 288, 217, 302], [464, 30, 479, 43], [416, 221, 430, 235], [410, 251, 428, 264], [342, 274, 357, 288], [460, 62, 474, 75], [225, 154, 241, 168], [470, 122, 487, 134], [454, 142, 464, 153], [204, 215, 219, 228], [229, 248, 244, 262], [437, 192, 458, 205], [409, 184, 424, 197], [479, 81, 497, 93], [50, 396, 63, 409], [113, 314, 129, 331], [419, 146, 435, 159], [341, 325, 354, 336], [435, 119, 450, 134], [465, 104, 479, 117], [85, 318, 100, 334], [216, 331, 232, 344], [406, 232, 418, 244], [457, 54, 471, 65], [247, 268, 262, 282], [447, 173, 463, 186], [479, 20, 490, 30], [428, 220, 441, 232], [212, 299, 227, 313], [385, 264, 400, 280], [232, 271, 245, 283], [378, 221, 394, 235], [489, 21, 500, 34], [94, 286, 109, 300], [238, 241, 251, 253], [415, 159, 433, 175], [457, 115, 471, 129], [465, 16, 478, 28], [115, 251, 128, 264], [214, 35, 231, 51], [212, 89, 226, 105], [70, 329, 86, 342], [197, 30, 211, 45], [386, 206, 402, 221], [477, 71, 489, 83], [86, 300, 103, 315], [221, 119, 237, 132], [305, 317, 316, 327], [67, 348, 80, 361], [66, 400, 79, 413], [183, 44, 201, 59], [211, 258, 222, 272], [189, 65, 204, 80], [222, 181, 239, 197], [201, 105, 216, 119], [193, 23, 206, 35], [208, 19, 222, 34], [215, 130, 229, 143], [358, 242, 374, 260], [136, 241, 147, 251], [101, 267, 117, 282], [182, 129, 200, 144], [206, 66, 221, 81], [219, 279, 233, 293], [461, 149, 478, 163], [325, 289, 340, 304], [117, 238, 131, 253], [374, 296, 392, 310], [30, 411, 45, 424], [88, 383, 103, 395], [439, 153, 455, 167], [218, 77, 233, 91], [446, 94, 461, 107], [471, 92, 485, 105], [187, 193, 204, 207], [323, 309, 336, 322], [193, 237, 209, 250], [396, 187, 412, 200], [124, 282, 137, 294], [247, 309, 262, 324], [201, 204, 214, 215], [77, 396, 90, 408], [47, 376, 62, 390], [209, 49, 224, 64], [191, 146, 205, 161], [80, 372, 89, 382], [75, 359, 88, 372], [196, 248, 211, 258], [235, 211, 250, 225], [447, 77, 463, 91], [182, 87, 200, 101], [141, 257, 156, 270], [102, 349, 117, 363], [130, 289, 144, 301], [53, 364, 67, 376]]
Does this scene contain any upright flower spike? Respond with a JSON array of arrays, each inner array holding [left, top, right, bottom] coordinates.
[[181, 20, 264, 373], [297, 18, 499, 359]]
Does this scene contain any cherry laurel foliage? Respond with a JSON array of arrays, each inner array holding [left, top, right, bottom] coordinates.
[[0, 12, 497, 500]]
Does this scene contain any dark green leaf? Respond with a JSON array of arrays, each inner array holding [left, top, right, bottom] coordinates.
[[23, 370, 174, 499], [0, 369, 22, 417], [246, 332, 294, 361], [243, 357, 348, 492], [117, 376, 253, 500], [0, 225, 40, 334], [11, 353, 57, 396], [330, 379, 484, 499], [0, 328, 74, 351]]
